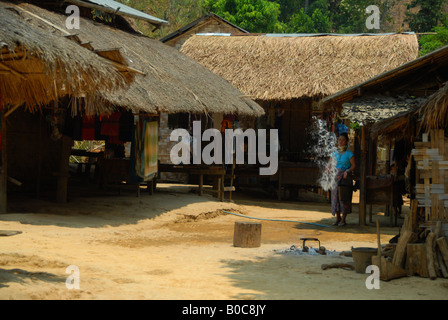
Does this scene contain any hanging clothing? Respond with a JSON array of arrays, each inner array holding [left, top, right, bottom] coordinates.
[[133, 118, 158, 180], [82, 115, 95, 141]]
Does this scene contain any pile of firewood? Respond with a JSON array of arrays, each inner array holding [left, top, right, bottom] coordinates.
[[380, 200, 448, 280]]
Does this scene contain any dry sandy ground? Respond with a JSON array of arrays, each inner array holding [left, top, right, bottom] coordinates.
[[0, 183, 447, 300]]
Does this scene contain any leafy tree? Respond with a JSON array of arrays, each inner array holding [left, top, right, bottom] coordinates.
[[288, 8, 330, 33], [203, 0, 285, 33], [405, 0, 448, 32], [419, 26, 448, 55], [330, 0, 386, 33]]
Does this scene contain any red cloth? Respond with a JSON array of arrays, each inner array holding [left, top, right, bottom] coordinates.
[[100, 112, 122, 144], [82, 115, 95, 141]]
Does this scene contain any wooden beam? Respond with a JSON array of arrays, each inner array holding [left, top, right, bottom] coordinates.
[[4, 104, 21, 118], [359, 125, 368, 226], [0, 104, 7, 214]]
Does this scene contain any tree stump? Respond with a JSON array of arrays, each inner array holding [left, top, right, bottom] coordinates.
[[233, 221, 261, 248]]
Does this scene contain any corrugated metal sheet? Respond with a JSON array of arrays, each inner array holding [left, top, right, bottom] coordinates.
[[67, 0, 168, 26]]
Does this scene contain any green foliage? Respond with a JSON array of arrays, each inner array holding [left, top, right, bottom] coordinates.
[[405, 0, 448, 32], [419, 26, 448, 55], [114, 0, 448, 61], [288, 8, 331, 33], [203, 0, 284, 33]]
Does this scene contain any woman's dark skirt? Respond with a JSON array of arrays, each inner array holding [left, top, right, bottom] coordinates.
[[331, 169, 353, 216]]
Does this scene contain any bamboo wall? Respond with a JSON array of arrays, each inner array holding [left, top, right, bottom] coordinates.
[[412, 129, 448, 222]]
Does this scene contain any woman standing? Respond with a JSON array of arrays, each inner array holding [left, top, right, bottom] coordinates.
[[331, 132, 356, 226]]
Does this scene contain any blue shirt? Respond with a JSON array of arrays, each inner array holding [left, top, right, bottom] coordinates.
[[333, 150, 354, 171]]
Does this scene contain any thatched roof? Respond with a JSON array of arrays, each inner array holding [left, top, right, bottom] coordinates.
[[180, 33, 419, 101], [160, 13, 248, 44], [369, 108, 417, 140], [14, 2, 263, 117], [0, 2, 131, 112], [319, 45, 448, 112], [417, 82, 448, 132]]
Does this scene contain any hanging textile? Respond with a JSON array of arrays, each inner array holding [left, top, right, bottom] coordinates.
[[134, 118, 158, 180], [101, 112, 122, 144], [143, 121, 158, 178], [82, 114, 95, 141]]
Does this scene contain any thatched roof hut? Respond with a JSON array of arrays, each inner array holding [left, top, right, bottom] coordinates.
[[0, 2, 131, 112], [14, 2, 263, 117], [160, 13, 248, 49], [180, 33, 419, 101], [320, 44, 448, 112], [316, 44, 448, 139]]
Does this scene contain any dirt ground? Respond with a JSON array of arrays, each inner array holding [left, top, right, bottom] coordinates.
[[0, 183, 447, 300]]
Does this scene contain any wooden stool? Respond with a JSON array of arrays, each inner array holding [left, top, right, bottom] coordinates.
[[233, 221, 262, 248]]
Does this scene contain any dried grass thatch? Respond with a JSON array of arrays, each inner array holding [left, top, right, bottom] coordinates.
[[370, 82, 448, 140], [15, 2, 264, 117], [417, 82, 448, 132], [180, 34, 419, 101], [370, 108, 418, 140], [0, 2, 130, 113]]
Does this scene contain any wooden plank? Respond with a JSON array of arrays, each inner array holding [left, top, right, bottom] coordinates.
[[406, 243, 429, 277], [436, 237, 448, 270], [426, 232, 438, 280], [439, 130, 445, 157], [410, 199, 418, 231], [392, 230, 417, 268], [414, 141, 431, 148]]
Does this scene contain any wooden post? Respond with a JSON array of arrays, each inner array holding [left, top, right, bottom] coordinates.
[[36, 113, 43, 198], [0, 104, 6, 214], [359, 125, 368, 226], [278, 168, 282, 201], [233, 221, 262, 248], [198, 174, 203, 196], [56, 135, 73, 203]]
